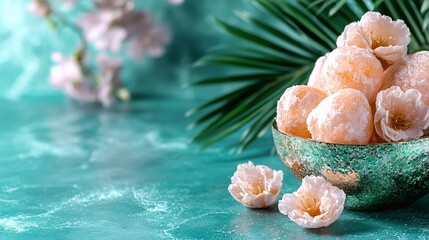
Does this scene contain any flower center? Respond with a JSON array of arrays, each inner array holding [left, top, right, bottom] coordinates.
[[250, 178, 265, 195], [371, 33, 394, 49], [389, 111, 415, 130], [299, 196, 322, 217]]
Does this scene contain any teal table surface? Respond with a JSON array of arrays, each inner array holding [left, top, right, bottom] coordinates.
[[1, 1, 429, 239], [1, 84, 429, 240]]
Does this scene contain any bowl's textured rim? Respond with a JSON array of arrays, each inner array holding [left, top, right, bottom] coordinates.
[[272, 118, 429, 147]]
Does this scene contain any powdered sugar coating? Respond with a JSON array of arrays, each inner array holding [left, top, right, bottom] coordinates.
[[307, 89, 373, 144], [321, 47, 383, 104], [277, 86, 327, 138], [381, 51, 429, 105], [308, 53, 329, 91]]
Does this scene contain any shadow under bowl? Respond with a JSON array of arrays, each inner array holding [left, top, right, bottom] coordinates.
[[272, 120, 429, 211]]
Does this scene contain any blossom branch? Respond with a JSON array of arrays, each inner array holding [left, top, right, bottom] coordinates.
[[28, 0, 183, 107]]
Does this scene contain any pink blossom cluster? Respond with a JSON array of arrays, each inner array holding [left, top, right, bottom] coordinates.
[[50, 52, 129, 107], [78, 0, 172, 60], [28, 0, 183, 107]]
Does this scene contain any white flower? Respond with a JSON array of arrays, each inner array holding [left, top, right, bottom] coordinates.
[[278, 176, 346, 228], [228, 161, 283, 208], [337, 12, 410, 66], [374, 86, 429, 142]]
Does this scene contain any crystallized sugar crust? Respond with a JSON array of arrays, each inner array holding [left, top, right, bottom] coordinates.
[[276, 86, 327, 138], [320, 47, 383, 104], [308, 53, 329, 91], [381, 51, 429, 105], [306, 88, 373, 144]]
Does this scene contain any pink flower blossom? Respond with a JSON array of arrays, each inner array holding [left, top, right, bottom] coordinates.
[[337, 12, 410, 66], [121, 11, 171, 60], [61, 0, 77, 9], [78, 7, 129, 52], [49, 53, 96, 102], [96, 55, 124, 107], [128, 24, 171, 60], [228, 161, 283, 208], [78, 1, 170, 59], [374, 86, 429, 142], [278, 176, 346, 228], [28, 0, 52, 17], [121, 11, 153, 36]]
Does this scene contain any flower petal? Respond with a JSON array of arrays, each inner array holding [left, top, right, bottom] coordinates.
[[336, 22, 371, 49]]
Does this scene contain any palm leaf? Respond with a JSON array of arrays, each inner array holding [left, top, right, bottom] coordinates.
[[189, 0, 429, 152]]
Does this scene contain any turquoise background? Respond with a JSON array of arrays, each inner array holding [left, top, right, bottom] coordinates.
[[1, 1, 429, 239], [0, 0, 258, 100]]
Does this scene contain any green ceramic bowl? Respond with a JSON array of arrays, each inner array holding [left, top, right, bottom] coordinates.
[[272, 120, 429, 211]]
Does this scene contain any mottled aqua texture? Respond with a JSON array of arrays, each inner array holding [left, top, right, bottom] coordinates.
[[2, 83, 429, 239], [272, 121, 429, 211], [1, 1, 429, 239]]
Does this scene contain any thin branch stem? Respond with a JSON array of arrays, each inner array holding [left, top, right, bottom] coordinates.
[[46, 3, 98, 84]]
